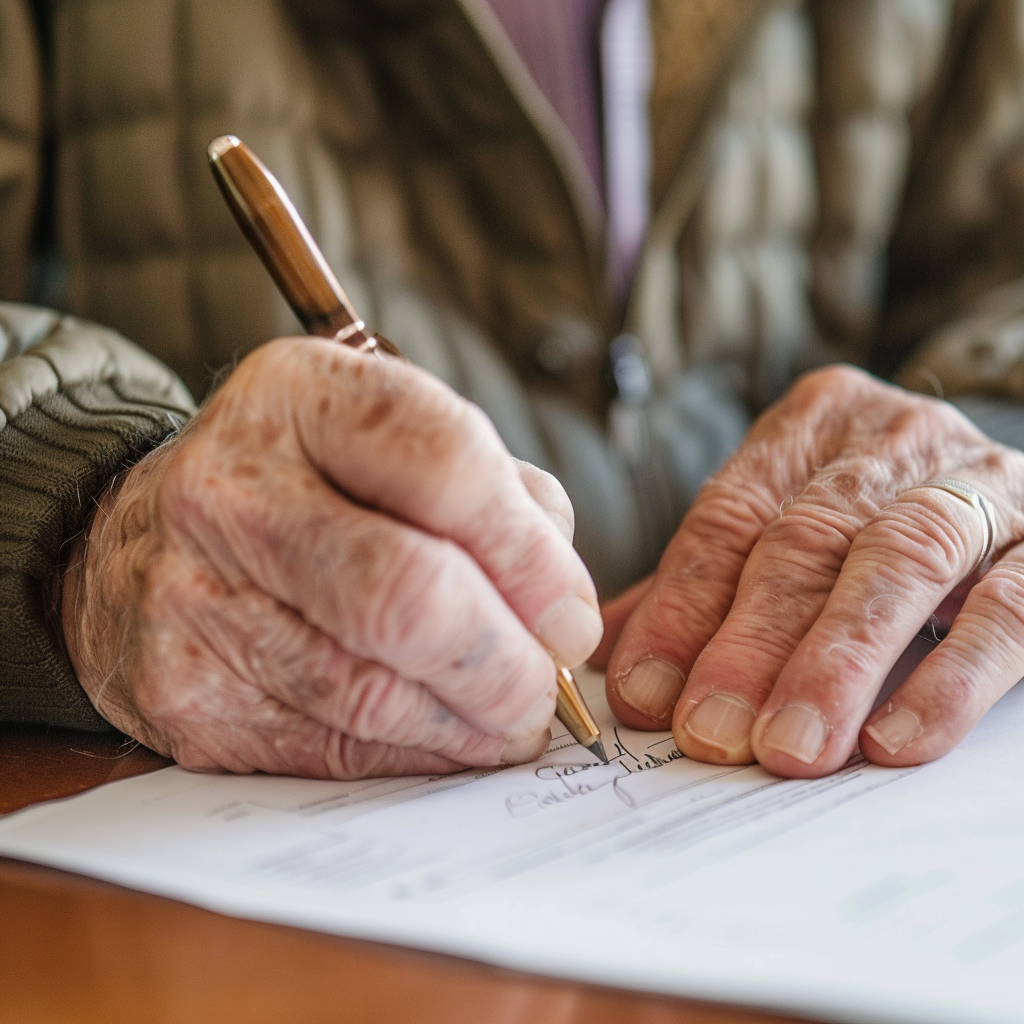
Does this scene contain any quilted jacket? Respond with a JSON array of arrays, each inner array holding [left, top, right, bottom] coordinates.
[[4, 0, 1024, 728]]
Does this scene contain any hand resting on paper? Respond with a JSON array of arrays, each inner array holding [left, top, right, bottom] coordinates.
[[595, 367, 1024, 779], [60, 338, 603, 778]]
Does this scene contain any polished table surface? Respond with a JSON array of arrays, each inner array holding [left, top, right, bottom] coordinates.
[[0, 724, 813, 1024]]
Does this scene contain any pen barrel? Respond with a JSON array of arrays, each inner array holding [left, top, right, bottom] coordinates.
[[208, 135, 362, 341], [555, 667, 601, 748]]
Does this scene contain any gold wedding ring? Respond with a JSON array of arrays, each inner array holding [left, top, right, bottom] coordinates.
[[914, 478, 997, 572]]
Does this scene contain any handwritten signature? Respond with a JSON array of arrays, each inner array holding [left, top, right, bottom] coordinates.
[[506, 763, 626, 818], [612, 730, 685, 772], [504, 729, 684, 818]]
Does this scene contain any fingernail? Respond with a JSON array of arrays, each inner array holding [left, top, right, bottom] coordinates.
[[619, 658, 685, 720], [761, 703, 829, 764], [865, 708, 922, 756], [535, 594, 604, 668], [683, 692, 756, 757], [501, 729, 551, 765]]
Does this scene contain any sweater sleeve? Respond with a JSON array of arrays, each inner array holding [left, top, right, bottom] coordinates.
[[0, 303, 196, 729]]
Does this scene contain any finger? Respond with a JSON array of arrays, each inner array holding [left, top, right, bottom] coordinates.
[[749, 483, 994, 777], [605, 476, 780, 730], [116, 618, 477, 778], [171, 566, 545, 766], [589, 575, 653, 669], [672, 467, 874, 765], [860, 549, 1024, 766], [164, 692, 471, 780], [515, 459, 575, 544], [255, 340, 602, 668], [603, 369, 860, 731], [166, 461, 559, 743]]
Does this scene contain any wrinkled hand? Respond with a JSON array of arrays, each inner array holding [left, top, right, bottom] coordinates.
[[598, 366, 1024, 777], [61, 339, 603, 778]]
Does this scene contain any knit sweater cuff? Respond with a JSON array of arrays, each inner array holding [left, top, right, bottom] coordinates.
[[0, 304, 195, 730]]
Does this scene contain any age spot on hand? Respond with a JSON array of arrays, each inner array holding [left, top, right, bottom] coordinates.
[[258, 420, 284, 446], [358, 394, 395, 431], [450, 628, 499, 671]]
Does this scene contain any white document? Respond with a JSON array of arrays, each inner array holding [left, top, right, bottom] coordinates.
[[2, 667, 1024, 1024]]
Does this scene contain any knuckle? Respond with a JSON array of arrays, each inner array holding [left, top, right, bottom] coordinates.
[[884, 402, 950, 448], [687, 480, 776, 546], [865, 503, 968, 586], [339, 374, 506, 518], [800, 364, 868, 394], [707, 616, 796, 670], [759, 508, 856, 575], [448, 730, 506, 766], [917, 641, 990, 719], [243, 602, 329, 687], [980, 445, 1023, 485], [298, 643, 351, 707], [809, 634, 879, 683], [789, 364, 871, 408], [168, 741, 223, 774], [879, 399, 979, 472], [300, 515, 435, 649], [966, 567, 1024, 637], [744, 569, 826, 627], [946, 671, 989, 719], [362, 531, 460, 653], [637, 575, 723, 650], [341, 662, 419, 744], [519, 462, 574, 524], [478, 499, 564, 591], [803, 458, 892, 516], [326, 734, 388, 781]]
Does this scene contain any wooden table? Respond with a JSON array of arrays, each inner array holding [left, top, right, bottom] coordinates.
[[0, 724, 811, 1024]]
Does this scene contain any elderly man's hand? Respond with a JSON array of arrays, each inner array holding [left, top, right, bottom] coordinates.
[[60, 339, 602, 778], [598, 366, 1024, 778]]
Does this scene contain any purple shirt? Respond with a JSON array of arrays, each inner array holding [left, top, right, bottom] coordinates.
[[483, 0, 608, 201]]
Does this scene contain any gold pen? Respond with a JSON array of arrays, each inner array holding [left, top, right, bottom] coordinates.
[[208, 135, 608, 766]]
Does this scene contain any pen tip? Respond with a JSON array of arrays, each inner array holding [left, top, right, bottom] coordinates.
[[587, 738, 609, 765]]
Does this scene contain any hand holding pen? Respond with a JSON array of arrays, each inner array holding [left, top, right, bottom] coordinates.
[[58, 140, 606, 779], [208, 135, 608, 763]]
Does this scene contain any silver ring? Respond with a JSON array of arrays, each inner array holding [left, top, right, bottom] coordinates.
[[915, 478, 997, 572]]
